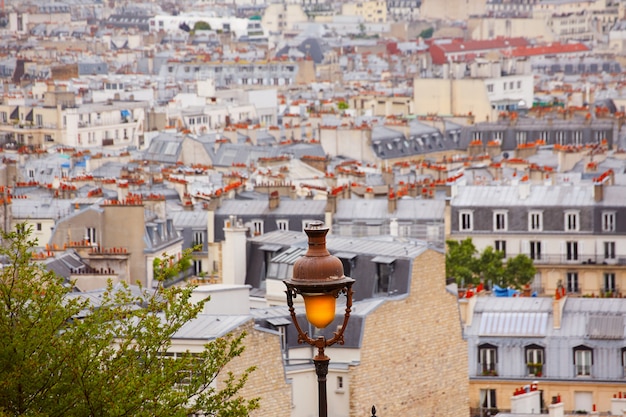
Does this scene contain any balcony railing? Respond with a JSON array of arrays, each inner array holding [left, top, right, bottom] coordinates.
[[524, 254, 624, 265]]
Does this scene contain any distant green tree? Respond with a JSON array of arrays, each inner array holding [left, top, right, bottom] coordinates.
[[419, 27, 434, 39], [479, 246, 505, 287], [446, 237, 536, 290], [505, 254, 537, 290], [0, 224, 259, 417], [337, 101, 349, 111], [445, 238, 479, 286], [193, 21, 212, 31]]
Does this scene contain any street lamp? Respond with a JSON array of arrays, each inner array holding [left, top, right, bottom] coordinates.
[[284, 221, 355, 417]]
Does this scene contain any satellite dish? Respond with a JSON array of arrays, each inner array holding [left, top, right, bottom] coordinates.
[[503, 152, 509, 159]]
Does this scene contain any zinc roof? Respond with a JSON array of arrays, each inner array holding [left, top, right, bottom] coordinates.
[[334, 198, 445, 221], [452, 185, 594, 207]]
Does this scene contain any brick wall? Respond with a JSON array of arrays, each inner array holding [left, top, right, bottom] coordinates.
[[220, 321, 292, 417], [349, 249, 470, 416]]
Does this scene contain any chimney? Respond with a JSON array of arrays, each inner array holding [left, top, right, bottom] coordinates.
[[269, 190, 280, 210], [388, 189, 397, 213], [553, 283, 567, 329], [549, 396, 564, 417], [594, 169, 614, 202], [610, 393, 626, 416], [511, 384, 541, 414], [519, 177, 530, 200], [390, 218, 398, 236], [326, 192, 337, 214], [222, 216, 247, 285]]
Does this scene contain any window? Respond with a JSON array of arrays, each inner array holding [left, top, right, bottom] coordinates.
[[276, 220, 289, 231], [193, 259, 203, 275], [566, 241, 578, 261], [193, 231, 204, 249], [302, 220, 317, 231], [573, 131, 582, 145], [567, 272, 579, 293], [529, 241, 542, 261], [556, 131, 565, 145], [252, 220, 264, 236], [565, 211, 579, 231], [480, 389, 497, 415], [622, 348, 626, 377], [336, 376, 344, 391], [85, 227, 96, 245], [602, 211, 616, 232], [479, 343, 498, 375], [525, 345, 545, 376], [495, 240, 506, 258], [529, 211, 543, 231], [486, 83, 494, 93], [574, 346, 593, 376], [604, 272, 616, 293], [460, 211, 473, 231], [374, 258, 394, 295], [36, 223, 42, 231], [516, 131, 527, 145], [493, 211, 507, 231], [605, 241, 616, 260]]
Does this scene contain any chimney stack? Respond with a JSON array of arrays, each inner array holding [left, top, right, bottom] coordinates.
[[388, 189, 397, 213], [269, 190, 280, 210]]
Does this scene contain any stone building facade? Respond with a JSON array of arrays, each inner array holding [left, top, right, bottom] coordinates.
[[349, 249, 470, 416]]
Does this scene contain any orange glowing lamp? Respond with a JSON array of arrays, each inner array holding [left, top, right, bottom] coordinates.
[[303, 293, 337, 329]]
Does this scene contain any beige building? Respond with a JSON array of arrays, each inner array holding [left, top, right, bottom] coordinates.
[[420, 0, 487, 21], [467, 16, 557, 42], [341, 0, 388, 23], [49, 198, 184, 288], [261, 3, 308, 35], [0, 86, 148, 150]]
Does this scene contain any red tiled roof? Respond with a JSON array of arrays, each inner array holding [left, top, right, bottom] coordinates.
[[434, 37, 529, 53], [507, 42, 589, 57]]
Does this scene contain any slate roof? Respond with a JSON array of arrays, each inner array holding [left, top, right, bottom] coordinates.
[[141, 132, 182, 164], [216, 199, 327, 216], [334, 198, 445, 221]]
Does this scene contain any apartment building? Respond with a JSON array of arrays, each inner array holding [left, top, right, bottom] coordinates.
[[463, 295, 626, 415], [449, 175, 626, 297]]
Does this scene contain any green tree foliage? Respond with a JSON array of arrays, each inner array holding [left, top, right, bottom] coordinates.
[[193, 21, 212, 31], [445, 238, 478, 286], [337, 101, 349, 111], [419, 27, 434, 39], [505, 254, 537, 290], [0, 224, 259, 417], [446, 237, 536, 290]]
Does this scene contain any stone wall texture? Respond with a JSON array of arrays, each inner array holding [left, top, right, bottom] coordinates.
[[220, 321, 292, 417], [349, 249, 470, 417]]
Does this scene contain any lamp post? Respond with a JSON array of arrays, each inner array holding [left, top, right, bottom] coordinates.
[[284, 221, 355, 417]]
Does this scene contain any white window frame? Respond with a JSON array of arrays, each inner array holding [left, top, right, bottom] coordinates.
[[565, 211, 579, 232], [493, 211, 508, 232], [567, 271, 579, 293], [193, 231, 205, 246], [604, 241, 616, 260], [529, 240, 542, 261], [252, 219, 264, 236], [302, 219, 317, 231], [459, 210, 473, 232], [604, 272, 616, 293], [529, 211, 543, 231], [566, 241, 579, 261], [495, 240, 506, 257], [574, 348, 592, 376], [602, 211, 616, 232], [479, 345, 497, 375], [85, 227, 97, 246], [276, 219, 289, 231]]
